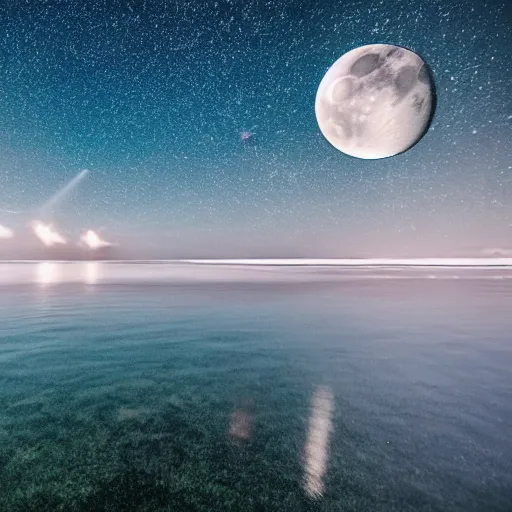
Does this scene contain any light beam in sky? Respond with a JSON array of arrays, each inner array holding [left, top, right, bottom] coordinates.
[[38, 169, 89, 215], [0, 224, 14, 238], [80, 230, 111, 250], [31, 221, 66, 247]]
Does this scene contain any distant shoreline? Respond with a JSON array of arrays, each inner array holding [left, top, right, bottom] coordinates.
[[0, 258, 512, 267]]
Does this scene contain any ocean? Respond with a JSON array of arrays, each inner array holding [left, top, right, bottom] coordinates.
[[0, 262, 511, 511]]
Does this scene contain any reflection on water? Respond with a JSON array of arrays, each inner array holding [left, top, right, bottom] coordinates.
[[229, 408, 252, 442], [36, 261, 59, 286], [36, 261, 99, 286], [0, 263, 512, 511], [0, 260, 511, 287], [85, 262, 100, 285], [304, 386, 334, 499]]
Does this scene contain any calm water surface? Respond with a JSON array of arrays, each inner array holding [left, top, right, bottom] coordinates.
[[0, 263, 511, 511]]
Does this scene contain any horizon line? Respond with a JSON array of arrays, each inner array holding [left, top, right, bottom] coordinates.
[[0, 258, 512, 267]]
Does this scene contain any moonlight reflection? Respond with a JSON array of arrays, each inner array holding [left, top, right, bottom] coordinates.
[[303, 385, 334, 499]]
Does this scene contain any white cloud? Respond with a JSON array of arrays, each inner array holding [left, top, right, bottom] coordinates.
[[31, 221, 66, 246], [80, 230, 111, 250], [0, 224, 13, 239]]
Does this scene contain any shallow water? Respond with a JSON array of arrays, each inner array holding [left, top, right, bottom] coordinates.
[[0, 263, 511, 511]]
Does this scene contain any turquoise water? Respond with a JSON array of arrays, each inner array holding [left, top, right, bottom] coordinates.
[[0, 264, 511, 511]]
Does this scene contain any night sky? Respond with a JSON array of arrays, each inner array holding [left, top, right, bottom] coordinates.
[[0, 0, 511, 259]]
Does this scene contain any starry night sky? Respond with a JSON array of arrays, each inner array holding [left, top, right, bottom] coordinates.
[[0, 0, 511, 259]]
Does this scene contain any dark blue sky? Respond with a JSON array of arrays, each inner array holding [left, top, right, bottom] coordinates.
[[0, 0, 511, 258]]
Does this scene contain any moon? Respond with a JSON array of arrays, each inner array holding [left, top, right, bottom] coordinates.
[[315, 44, 435, 159]]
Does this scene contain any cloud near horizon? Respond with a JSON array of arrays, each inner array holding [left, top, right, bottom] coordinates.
[[31, 221, 67, 247], [0, 224, 14, 239], [80, 230, 112, 250]]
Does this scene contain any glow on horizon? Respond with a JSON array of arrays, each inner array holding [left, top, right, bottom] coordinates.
[[31, 221, 66, 247]]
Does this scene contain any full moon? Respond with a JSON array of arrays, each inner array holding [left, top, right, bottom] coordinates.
[[315, 44, 435, 159]]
